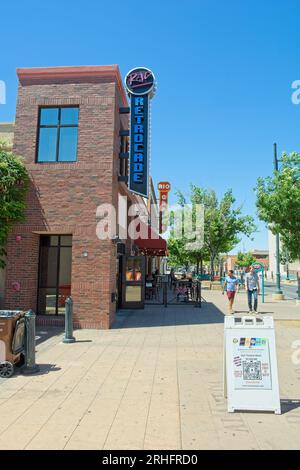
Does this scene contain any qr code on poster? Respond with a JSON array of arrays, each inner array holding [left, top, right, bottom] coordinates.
[[243, 360, 262, 381]]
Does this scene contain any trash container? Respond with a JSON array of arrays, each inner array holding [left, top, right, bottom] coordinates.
[[0, 311, 26, 378]]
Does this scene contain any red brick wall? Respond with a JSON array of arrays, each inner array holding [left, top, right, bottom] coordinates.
[[5, 73, 127, 329]]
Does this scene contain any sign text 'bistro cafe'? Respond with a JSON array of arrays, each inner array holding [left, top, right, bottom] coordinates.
[[125, 67, 156, 198]]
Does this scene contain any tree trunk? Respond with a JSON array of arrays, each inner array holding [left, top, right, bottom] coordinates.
[[196, 259, 200, 275], [200, 258, 203, 276]]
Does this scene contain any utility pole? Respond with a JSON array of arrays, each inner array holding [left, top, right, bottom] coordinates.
[[273, 143, 284, 300]]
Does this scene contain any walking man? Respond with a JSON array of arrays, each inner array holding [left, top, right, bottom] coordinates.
[[245, 266, 260, 313], [222, 270, 239, 314]]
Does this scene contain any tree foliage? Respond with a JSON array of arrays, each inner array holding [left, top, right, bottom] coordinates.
[[167, 189, 209, 273], [0, 141, 29, 268], [235, 251, 256, 269], [189, 186, 256, 279], [256, 152, 300, 261], [167, 237, 190, 269], [279, 244, 294, 265]]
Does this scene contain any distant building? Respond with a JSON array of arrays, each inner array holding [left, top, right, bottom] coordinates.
[[0, 122, 14, 148], [225, 250, 269, 273], [268, 230, 300, 278], [252, 250, 270, 270]]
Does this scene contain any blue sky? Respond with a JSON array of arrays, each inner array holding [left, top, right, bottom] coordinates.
[[1, 0, 299, 251]]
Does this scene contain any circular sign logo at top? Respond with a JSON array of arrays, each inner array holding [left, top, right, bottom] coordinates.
[[125, 67, 156, 97]]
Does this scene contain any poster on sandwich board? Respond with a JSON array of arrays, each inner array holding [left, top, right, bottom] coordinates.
[[224, 316, 281, 414]]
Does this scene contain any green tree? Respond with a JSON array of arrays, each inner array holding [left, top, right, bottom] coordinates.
[[279, 244, 294, 280], [256, 152, 300, 261], [0, 141, 29, 268], [167, 190, 209, 274], [189, 186, 256, 280], [188, 247, 210, 275], [279, 247, 294, 265], [169, 186, 256, 280], [167, 237, 190, 269], [235, 251, 256, 269]]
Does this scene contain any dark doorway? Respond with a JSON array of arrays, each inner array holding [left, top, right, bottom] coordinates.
[[37, 235, 72, 315]]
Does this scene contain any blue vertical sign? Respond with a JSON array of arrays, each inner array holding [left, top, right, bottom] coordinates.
[[125, 67, 156, 198], [129, 94, 149, 197]]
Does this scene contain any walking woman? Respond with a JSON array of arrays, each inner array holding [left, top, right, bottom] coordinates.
[[222, 270, 239, 314]]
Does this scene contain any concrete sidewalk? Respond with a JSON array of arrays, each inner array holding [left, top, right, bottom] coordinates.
[[0, 293, 299, 450]]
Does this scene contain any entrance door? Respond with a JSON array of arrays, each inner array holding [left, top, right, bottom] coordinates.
[[122, 256, 145, 309], [37, 235, 72, 315]]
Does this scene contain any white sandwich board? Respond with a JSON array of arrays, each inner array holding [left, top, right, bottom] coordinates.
[[224, 316, 281, 414]]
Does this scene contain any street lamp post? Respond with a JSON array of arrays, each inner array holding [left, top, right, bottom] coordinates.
[[273, 143, 284, 300]]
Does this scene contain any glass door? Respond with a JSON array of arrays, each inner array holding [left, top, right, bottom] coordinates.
[[122, 256, 145, 309], [37, 235, 72, 315]]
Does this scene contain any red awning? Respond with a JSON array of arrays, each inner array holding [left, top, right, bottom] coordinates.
[[134, 223, 167, 256]]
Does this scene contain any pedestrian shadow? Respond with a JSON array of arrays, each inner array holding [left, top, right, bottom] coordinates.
[[257, 311, 275, 314], [234, 310, 275, 315], [280, 399, 300, 414], [66, 340, 93, 344]]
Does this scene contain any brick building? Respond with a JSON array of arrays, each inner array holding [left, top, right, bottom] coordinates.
[[225, 250, 269, 273], [3, 65, 165, 329]]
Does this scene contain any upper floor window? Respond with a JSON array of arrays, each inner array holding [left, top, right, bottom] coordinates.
[[37, 107, 79, 163]]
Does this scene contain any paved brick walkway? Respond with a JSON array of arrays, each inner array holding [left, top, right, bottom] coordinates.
[[0, 292, 300, 450]]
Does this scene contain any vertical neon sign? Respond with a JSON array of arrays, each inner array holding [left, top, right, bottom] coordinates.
[[125, 67, 156, 198]]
